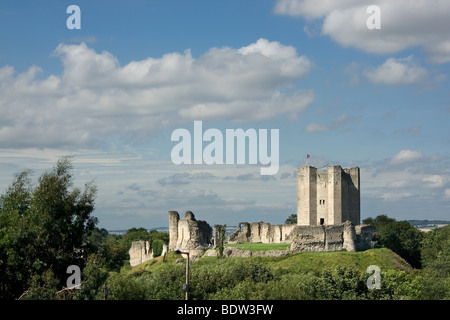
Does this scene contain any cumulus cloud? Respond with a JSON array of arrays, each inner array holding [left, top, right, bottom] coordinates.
[[364, 56, 428, 85], [422, 175, 447, 188], [0, 39, 313, 149], [362, 160, 450, 208], [389, 149, 424, 165], [274, 0, 450, 63]]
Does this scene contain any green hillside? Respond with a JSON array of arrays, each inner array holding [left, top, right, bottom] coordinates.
[[127, 247, 411, 275], [113, 247, 418, 300], [265, 248, 412, 273]]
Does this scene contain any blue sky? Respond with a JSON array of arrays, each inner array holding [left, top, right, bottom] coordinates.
[[0, 0, 449, 229]]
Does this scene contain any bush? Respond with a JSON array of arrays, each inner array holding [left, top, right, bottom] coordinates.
[[188, 259, 273, 300], [151, 239, 165, 257], [143, 265, 185, 300], [105, 273, 148, 300]]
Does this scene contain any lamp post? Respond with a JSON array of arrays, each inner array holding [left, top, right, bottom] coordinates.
[[175, 250, 190, 300]]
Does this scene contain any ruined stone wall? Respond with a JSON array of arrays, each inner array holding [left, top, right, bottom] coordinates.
[[227, 220, 371, 253], [228, 222, 295, 244], [168, 210, 212, 251], [289, 222, 357, 252], [355, 224, 373, 251], [168, 211, 180, 250], [129, 241, 168, 267]]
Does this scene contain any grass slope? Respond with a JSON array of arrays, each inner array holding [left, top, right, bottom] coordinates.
[[125, 247, 412, 275], [264, 248, 412, 273]]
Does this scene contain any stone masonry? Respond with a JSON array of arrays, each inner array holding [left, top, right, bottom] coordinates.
[[228, 222, 296, 244], [168, 210, 212, 251], [298, 165, 360, 226], [129, 240, 168, 267]]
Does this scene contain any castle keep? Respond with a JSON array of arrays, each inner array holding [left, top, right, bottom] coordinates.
[[298, 165, 360, 226]]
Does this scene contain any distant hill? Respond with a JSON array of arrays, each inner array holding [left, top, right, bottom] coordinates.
[[406, 220, 450, 230], [108, 227, 169, 235], [108, 226, 234, 236]]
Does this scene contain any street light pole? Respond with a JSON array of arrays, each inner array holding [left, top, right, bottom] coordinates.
[[175, 250, 190, 300], [185, 252, 189, 301]]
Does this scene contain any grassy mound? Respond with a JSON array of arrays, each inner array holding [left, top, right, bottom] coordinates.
[[127, 247, 411, 275]]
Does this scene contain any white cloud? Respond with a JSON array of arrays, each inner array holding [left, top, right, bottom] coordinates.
[[444, 189, 450, 200], [274, 0, 450, 63], [0, 39, 313, 149], [382, 192, 413, 202], [389, 149, 424, 165], [304, 113, 362, 132], [364, 56, 428, 85], [304, 123, 329, 132], [422, 175, 447, 188], [274, 0, 362, 19], [361, 162, 450, 208]]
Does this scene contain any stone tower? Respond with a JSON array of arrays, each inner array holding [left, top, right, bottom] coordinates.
[[297, 165, 360, 226], [168, 210, 212, 250]]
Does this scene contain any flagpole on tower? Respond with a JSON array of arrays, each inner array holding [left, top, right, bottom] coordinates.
[[305, 154, 310, 167]]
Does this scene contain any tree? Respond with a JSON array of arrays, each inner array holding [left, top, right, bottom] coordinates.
[[218, 224, 227, 258], [0, 156, 98, 299], [119, 227, 151, 252], [151, 239, 165, 257], [284, 213, 297, 225], [363, 215, 423, 268], [420, 225, 450, 299]]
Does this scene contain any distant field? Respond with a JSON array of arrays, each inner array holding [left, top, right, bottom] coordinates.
[[226, 243, 291, 252]]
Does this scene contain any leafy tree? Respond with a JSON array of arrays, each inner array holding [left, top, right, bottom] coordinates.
[[420, 225, 450, 299], [118, 227, 151, 252], [363, 215, 423, 268], [148, 229, 169, 245], [151, 239, 165, 257], [284, 213, 297, 225], [73, 253, 109, 300], [101, 237, 128, 272], [0, 156, 98, 299], [218, 224, 226, 258]]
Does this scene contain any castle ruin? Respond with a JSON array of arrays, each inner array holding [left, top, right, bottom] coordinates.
[[129, 165, 372, 265], [168, 210, 212, 255], [221, 165, 371, 253]]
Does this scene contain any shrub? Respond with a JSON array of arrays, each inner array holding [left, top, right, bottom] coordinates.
[[152, 239, 165, 257], [105, 273, 147, 300], [188, 259, 273, 300]]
